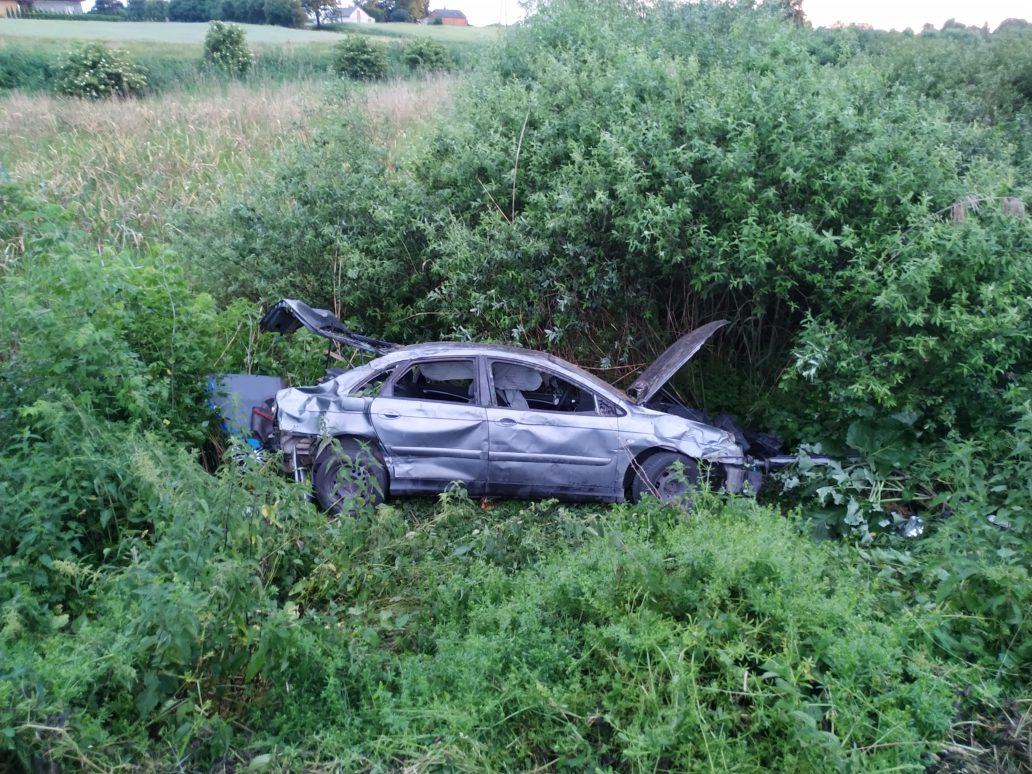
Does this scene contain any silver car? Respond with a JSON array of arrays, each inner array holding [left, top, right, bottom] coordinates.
[[217, 299, 759, 513]]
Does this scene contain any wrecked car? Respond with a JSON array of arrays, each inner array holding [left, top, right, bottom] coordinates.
[[212, 299, 778, 514]]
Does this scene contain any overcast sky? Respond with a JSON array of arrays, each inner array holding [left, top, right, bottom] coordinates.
[[453, 0, 1030, 29]]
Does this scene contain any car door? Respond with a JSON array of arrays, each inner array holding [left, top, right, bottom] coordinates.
[[485, 359, 623, 500], [370, 357, 489, 495]]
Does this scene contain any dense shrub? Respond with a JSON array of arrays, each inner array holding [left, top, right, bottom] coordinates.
[[5, 182, 959, 769], [203, 20, 254, 75], [0, 45, 54, 91], [332, 34, 388, 80], [403, 36, 453, 71], [55, 42, 147, 99], [204, 0, 1032, 446]]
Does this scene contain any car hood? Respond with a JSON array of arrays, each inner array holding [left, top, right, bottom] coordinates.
[[625, 319, 729, 406], [260, 298, 398, 355]]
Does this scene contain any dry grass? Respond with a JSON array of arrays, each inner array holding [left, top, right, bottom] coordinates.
[[931, 700, 1032, 774], [350, 74, 457, 161], [0, 82, 319, 247], [0, 76, 457, 248]]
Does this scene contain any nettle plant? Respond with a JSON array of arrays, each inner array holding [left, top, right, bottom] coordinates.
[[55, 42, 147, 99]]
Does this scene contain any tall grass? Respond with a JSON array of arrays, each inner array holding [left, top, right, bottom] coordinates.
[[0, 82, 319, 246], [0, 76, 457, 247]]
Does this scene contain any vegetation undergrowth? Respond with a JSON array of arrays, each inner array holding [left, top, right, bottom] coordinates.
[[2, 0, 1032, 770], [0, 210, 963, 766]]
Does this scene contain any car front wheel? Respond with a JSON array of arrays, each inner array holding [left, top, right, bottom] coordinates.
[[313, 440, 386, 515], [631, 451, 699, 507]]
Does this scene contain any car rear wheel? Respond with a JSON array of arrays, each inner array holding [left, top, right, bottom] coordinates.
[[313, 440, 386, 515], [631, 451, 699, 507]]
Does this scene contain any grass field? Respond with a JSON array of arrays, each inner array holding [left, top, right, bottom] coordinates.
[[0, 76, 455, 247], [0, 18, 503, 45], [0, 82, 320, 246], [0, 18, 341, 43]]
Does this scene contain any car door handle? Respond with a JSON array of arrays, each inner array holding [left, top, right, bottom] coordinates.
[[499, 417, 517, 426], [382, 410, 400, 419]]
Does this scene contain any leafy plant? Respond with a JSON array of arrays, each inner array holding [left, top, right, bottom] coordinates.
[[332, 35, 388, 80], [202, 21, 254, 77], [55, 42, 147, 99], [403, 37, 453, 72]]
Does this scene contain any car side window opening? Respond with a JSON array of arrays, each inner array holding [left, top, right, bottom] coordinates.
[[390, 360, 476, 404], [348, 368, 393, 398], [491, 361, 598, 413]]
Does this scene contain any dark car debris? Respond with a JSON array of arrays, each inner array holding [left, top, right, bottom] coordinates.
[[210, 299, 832, 514]]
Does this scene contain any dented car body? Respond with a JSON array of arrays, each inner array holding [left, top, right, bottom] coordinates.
[[214, 300, 764, 512]]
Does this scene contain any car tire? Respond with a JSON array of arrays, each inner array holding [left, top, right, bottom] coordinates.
[[313, 439, 386, 515], [631, 451, 700, 507]]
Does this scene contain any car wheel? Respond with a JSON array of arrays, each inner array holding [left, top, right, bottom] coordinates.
[[313, 440, 386, 515], [631, 451, 700, 507]]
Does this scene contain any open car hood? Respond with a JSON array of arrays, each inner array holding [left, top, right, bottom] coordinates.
[[260, 299, 398, 355], [626, 319, 729, 406]]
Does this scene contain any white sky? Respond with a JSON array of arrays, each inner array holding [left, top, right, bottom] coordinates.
[[804, 0, 1030, 31], [444, 0, 526, 27], [453, 0, 1029, 29]]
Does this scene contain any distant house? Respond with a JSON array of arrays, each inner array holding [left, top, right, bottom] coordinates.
[[421, 8, 468, 26], [326, 4, 374, 23], [11, 0, 83, 11]]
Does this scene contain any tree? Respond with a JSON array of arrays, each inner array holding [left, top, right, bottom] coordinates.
[[780, 0, 805, 26], [302, 0, 338, 28], [263, 0, 305, 26], [360, 1, 384, 21], [90, 0, 126, 14], [127, 0, 168, 20], [373, 0, 427, 23], [168, 0, 216, 22]]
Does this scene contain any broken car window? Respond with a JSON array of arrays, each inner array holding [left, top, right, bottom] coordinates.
[[349, 368, 393, 398], [391, 360, 476, 404], [491, 361, 597, 413]]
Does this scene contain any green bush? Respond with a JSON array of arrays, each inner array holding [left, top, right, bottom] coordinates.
[[54, 42, 147, 99], [203, 0, 1032, 450], [0, 45, 54, 91], [202, 20, 254, 76], [332, 34, 388, 80], [0, 183, 1026, 772], [403, 36, 453, 72]]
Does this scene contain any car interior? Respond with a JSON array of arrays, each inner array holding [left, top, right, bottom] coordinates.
[[391, 360, 477, 404], [491, 361, 596, 413]]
